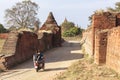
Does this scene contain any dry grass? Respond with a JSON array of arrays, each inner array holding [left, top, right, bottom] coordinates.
[[54, 58, 120, 80], [0, 39, 6, 53]]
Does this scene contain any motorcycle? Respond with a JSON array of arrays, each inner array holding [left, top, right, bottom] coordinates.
[[34, 61, 45, 72]]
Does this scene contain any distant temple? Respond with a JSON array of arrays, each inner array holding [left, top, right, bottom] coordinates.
[[39, 12, 61, 47], [61, 17, 69, 34]]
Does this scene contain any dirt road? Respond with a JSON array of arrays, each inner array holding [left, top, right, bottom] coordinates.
[[0, 41, 83, 80]]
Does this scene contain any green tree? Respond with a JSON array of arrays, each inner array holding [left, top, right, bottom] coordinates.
[[61, 21, 75, 33], [5, 0, 39, 28], [0, 24, 8, 33], [63, 27, 82, 37], [61, 19, 83, 37], [107, 2, 120, 12]]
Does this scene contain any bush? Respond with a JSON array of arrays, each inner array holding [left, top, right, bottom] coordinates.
[[63, 27, 81, 37], [63, 31, 74, 37]]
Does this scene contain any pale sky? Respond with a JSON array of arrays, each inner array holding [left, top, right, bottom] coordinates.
[[0, 0, 119, 29]]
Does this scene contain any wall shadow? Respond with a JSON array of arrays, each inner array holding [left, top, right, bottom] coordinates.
[[45, 41, 84, 63]]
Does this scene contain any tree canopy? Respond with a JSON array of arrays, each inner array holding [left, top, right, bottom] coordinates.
[[0, 24, 8, 33], [61, 19, 83, 37], [63, 27, 81, 37], [5, 0, 39, 28], [107, 2, 120, 12], [61, 21, 75, 33]]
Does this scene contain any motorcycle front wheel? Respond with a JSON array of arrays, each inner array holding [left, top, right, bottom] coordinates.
[[36, 68, 39, 72]]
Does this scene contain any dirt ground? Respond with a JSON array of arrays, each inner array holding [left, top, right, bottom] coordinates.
[[0, 41, 83, 80]]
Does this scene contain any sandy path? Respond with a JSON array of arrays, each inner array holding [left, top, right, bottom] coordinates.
[[0, 41, 83, 80]]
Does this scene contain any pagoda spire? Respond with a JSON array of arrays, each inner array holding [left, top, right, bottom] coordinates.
[[45, 12, 56, 24], [64, 17, 68, 23]]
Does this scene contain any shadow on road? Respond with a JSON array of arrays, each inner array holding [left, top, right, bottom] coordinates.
[[39, 67, 68, 72], [45, 41, 84, 63]]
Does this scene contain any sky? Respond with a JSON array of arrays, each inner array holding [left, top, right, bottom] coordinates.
[[0, 0, 119, 29]]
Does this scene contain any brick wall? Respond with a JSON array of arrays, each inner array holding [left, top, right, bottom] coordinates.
[[92, 12, 116, 30], [93, 12, 120, 73], [82, 12, 120, 73], [38, 32, 53, 51], [0, 31, 38, 70], [15, 31, 38, 62], [92, 12, 116, 55], [0, 33, 8, 39], [106, 27, 120, 73], [116, 13, 120, 26], [82, 29, 93, 56], [1, 32, 19, 55], [0, 31, 57, 70]]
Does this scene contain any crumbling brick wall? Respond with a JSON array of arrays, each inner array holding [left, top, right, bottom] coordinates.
[[106, 27, 120, 73], [92, 12, 116, 55], [92, 12, 116, 30], [15, 31, 38, 62], [93, 12, 120, 73], [0, 31, 38, 70], [1, 32, 19, 55], [82, 12, 120, 73], [0, 30, 60, 70]]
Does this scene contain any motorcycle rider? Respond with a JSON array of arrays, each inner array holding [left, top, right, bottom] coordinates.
[[33, 50, 45, 70]]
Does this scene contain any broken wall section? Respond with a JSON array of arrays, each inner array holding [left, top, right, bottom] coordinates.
[[94, 30, 108, 64]]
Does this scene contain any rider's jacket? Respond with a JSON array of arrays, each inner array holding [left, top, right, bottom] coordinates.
[[33, 53, 44, 62]]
